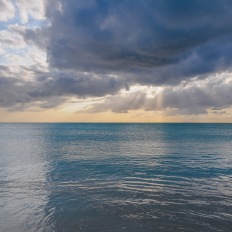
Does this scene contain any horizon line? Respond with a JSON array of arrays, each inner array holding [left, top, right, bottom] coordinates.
[[1, 122, 232, 124]]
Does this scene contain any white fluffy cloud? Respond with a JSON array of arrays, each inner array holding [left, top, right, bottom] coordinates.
[[15, 0, 45, 23], [0, 0, 15, 21], [0, 0, 45, 23]]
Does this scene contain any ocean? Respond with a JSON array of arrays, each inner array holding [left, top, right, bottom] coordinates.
[[0, 123, 232, 231]]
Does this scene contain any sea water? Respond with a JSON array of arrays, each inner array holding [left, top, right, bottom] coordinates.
[[0, 123, 232, 231]]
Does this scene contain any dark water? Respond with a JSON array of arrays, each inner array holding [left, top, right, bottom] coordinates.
[[0, 123, 232, 232]]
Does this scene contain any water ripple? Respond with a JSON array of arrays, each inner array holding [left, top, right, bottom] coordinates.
[[0, 123, 232, 231]]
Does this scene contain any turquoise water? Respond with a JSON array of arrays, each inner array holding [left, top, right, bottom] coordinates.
[[0, 123, 232, 231]]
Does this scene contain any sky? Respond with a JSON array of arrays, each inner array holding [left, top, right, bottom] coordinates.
[[1, 0, 232, 122]]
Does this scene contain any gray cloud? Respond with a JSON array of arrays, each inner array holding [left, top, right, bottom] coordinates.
[[0, 65, 125, 110], [32, 0, 232, 85], [2, 0, 232, 115], [1, 63, 232, 115], [86, 74, 232, 115], [87, 91, 147, 113]]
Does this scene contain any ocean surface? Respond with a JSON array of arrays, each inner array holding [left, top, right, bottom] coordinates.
[[0, 123, 232, 232]]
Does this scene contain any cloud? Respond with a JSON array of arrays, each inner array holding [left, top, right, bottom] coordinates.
[[86, 73, 232, 115], [0, 65, 126, 110], [1, 62, 232, 116], [15, 0, 45, 23], [87, 91, 147, 113], [0, 26, 25, 49], [0, 0, 45, 23], [31, 0, 232, 86], [0, 0, 15, 22], [2, 0, 232, 117]]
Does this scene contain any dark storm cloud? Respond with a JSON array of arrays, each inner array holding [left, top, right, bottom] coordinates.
[[38, 0, 232, 84], [28, 71, 124, 98], [0, 67, 125, 109]]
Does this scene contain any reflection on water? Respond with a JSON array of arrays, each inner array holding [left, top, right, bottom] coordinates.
[[0, 124, 49, 232], [0, 123, 232, 231]]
